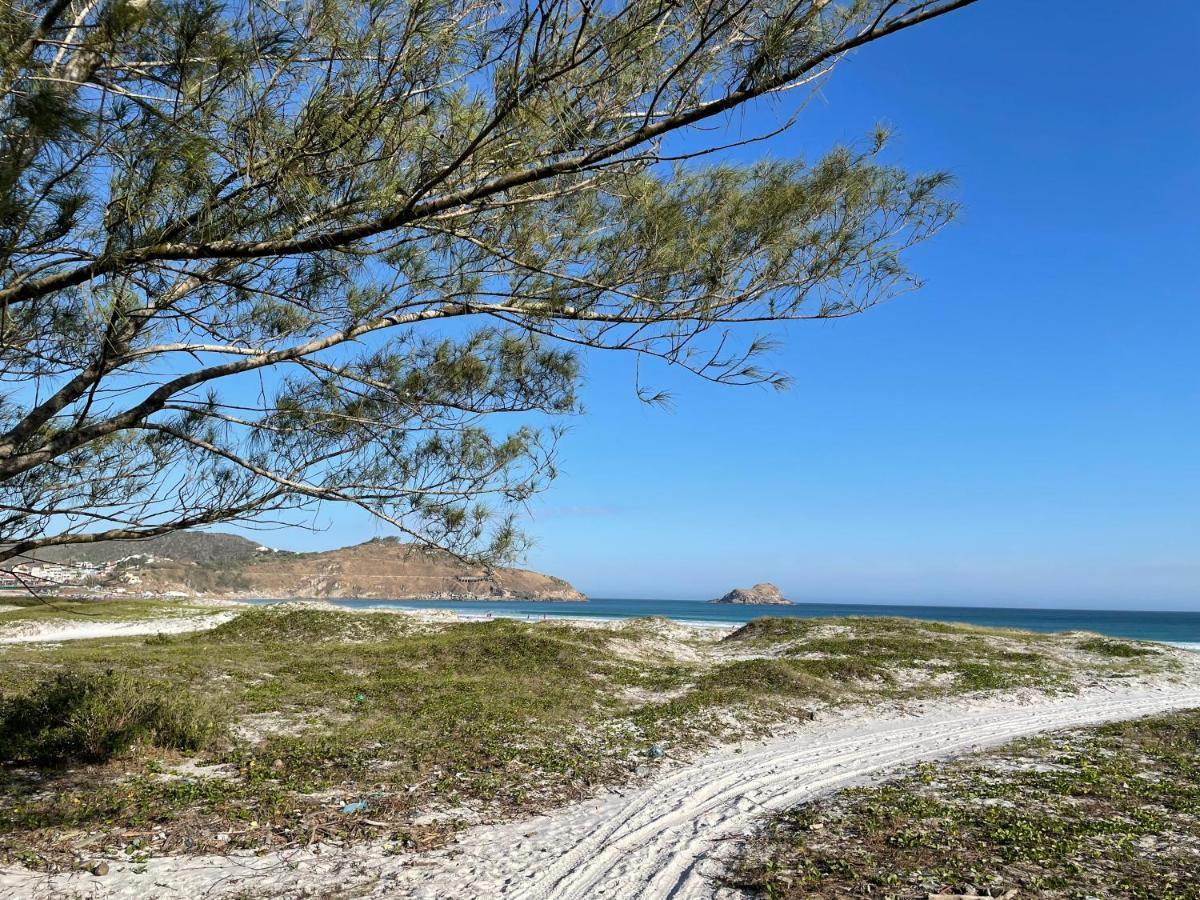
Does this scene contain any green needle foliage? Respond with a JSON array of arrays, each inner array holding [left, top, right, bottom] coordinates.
[[0, 0, 973, 564]]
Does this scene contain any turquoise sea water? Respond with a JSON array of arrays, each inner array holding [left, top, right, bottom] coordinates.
[[261, 597, 1200, 647]]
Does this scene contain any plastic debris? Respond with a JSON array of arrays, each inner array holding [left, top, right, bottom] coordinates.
[[341, 800, 368, 814]]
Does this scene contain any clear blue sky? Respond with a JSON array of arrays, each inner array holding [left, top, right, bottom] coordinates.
[[234, 0, 1200, 610]]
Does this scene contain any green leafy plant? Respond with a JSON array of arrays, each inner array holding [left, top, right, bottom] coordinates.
[[0, 670, 225, 764]]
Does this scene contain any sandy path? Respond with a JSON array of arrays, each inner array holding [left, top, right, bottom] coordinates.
[[0, 612, 235, 644], [5, 681, 1199, 900]]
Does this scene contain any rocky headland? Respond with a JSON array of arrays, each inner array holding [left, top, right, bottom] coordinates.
[[15, 533, 585, 602]]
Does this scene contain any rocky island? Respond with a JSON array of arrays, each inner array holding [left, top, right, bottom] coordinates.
[[709, 582, 793, 605]]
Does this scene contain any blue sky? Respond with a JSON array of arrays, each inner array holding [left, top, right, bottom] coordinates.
[[235, 0, 1200, 609]]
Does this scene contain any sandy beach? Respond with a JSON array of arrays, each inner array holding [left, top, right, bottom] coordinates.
[[1, 602, 1199, 898], [7, 597, 1193, 645], [3, 679, 1198, 899], [0, 611, 237, 644]]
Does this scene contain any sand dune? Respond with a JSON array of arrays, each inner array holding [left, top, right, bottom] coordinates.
[[5, 680, 1198, 899]]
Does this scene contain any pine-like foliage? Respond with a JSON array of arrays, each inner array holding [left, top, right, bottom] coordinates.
[[0, 0, 972, 564]]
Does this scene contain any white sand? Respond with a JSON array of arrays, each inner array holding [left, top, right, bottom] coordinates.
[[0, 612, 236, 644], [4, 679, 1199, 900]]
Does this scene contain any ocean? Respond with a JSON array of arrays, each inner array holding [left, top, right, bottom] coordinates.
[[275, 597, 1200, 648]]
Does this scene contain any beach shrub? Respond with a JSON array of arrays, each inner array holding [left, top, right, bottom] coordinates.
[[791, 655, 888, 682], [706, 658, 819, 694], [723, 617, 816, 643], [206, 606, 408, 644], [0, 670, 225, 764], [1077, 637, 1158, 658]]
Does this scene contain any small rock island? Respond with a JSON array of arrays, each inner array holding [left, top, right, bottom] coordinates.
[[709, 582, 793, 605]]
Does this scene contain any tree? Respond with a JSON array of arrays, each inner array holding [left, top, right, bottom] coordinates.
[[0, 0, 974, 568]]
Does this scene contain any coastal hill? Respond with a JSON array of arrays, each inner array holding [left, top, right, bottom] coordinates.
[[29, 531, 264, 567], [13, 533, 585, 601], [710, 582, 792, 605]]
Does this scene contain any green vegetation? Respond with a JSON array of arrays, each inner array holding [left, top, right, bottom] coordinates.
[[627, 616, 1124, 744], [207, 606, 407, 644], [0, 599, 217, 623], [1077, 636, 1159, 658], [725, 615, 1048, 647], [723, 616, 1176, 695], [2, 0, 970, 568], [0, 610, 644, 865], [724, 617, 820, 644], [725, 709, 1200, 899], [0, 608, 1183, 869], [26, 533, 263, 567], [631, 658, 833, 741], [0, 671, 224, 764]]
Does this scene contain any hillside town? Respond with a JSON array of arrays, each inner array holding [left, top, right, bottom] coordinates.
[[0, 556, 152, 592]]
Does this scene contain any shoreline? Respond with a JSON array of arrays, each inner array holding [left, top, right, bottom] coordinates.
[[3, 597, 1200, 648], [258, 596, 1200, 645], [6, 588, 1200, 648]]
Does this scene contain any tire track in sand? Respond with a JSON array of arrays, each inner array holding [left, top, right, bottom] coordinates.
[[458, 686, 1200, 900], [4, 684, 1199, 899]]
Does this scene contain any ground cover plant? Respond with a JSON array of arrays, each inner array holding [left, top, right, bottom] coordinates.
[[0, 606, 1184, 870], [725, 709, 1200, 899], [0, 670, 223, 765], [0, 598, 220, 626]]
